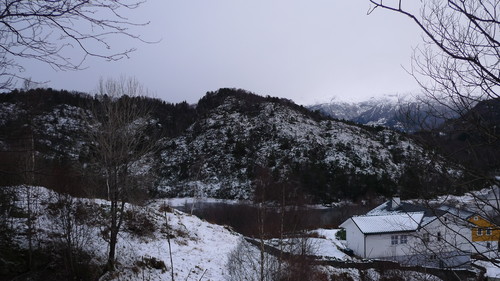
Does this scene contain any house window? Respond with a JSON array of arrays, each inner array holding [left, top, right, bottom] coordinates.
[[430, 254, 437, 260], [487, 242, 491, 248], [423, 233, 430, 243], [487, 228, 492, 236], [478, 228, 483, 236], [400, 235, 408, 244], [391, 235, 399, 245], [474, 216, 479, 221], [437, 232, 442, 241]]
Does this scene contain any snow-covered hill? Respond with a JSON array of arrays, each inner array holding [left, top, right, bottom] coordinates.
[[1, 185, 241, 280], [0, 88, 462, 202], [158, 90, 458, 200]]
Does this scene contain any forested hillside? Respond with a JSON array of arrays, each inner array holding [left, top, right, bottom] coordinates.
[[0, 88, 469, 202]]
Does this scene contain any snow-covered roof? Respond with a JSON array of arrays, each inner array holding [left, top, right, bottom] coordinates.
[[340, 198, 448, 234], [479, 185, 500, 200], [350, 212, 424, 234], [438, 205, 475, 220]]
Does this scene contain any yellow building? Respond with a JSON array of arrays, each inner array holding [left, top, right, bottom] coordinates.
[[440, 205, 500, 258], [469, 215, 500, 244]]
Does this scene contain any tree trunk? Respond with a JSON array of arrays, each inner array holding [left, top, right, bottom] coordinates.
[[107, 198, 118, 271]]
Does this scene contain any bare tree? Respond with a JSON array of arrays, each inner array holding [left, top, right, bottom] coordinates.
[[369, 0, 499, 144], [0, 0, 148, 89], [368, 0, 498, 103], [366, 1, 500, 174], [226, 233, 318, 281], [227, 168, 319, 281], [87, 77, 156, 272], [366, 0, 500, 272]]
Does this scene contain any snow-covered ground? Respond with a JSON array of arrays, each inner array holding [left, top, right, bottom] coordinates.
[[161, 197, 245, 208], [5, 186, 243, 280], [112, 206, 242, 281], [4, 186, 364, 280], [474, 260, 500, 279], [7, 185, 496, 280], [310, 229, 350, 259]]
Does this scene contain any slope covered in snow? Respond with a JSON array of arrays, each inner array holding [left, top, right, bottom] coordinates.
[[1, 185, 241, 280], [158, 89, 459, 200]]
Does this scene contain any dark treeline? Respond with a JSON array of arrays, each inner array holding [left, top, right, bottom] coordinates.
[[0, 88, 199, 138], [0, 88, 197, 196], [416, 98, 500, 174], [198, 88, 328, 122]]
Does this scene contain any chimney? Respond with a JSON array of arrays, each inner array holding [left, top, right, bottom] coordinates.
[[390, 197, 401, 210]]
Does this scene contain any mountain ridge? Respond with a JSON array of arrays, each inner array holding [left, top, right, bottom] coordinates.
[[308, 94, 452, 132]]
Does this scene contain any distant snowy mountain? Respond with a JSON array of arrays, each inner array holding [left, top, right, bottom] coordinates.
[[309, 94, 447, 132]]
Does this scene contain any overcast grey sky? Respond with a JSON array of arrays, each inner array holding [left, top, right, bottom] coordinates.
[[24, 0, 424, 105]]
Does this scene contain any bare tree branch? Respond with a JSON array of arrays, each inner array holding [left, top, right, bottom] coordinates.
[[0, 0, 149, 90], [368, 0, 500, 268]]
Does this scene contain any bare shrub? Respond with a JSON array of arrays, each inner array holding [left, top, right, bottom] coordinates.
[[135, 256, 167, 273], [226, 238, 280, 281], [46, 194, 97, 280], [124, 209, 156, 237], [159, 203, 174, 213], [328, 272, 355, 281]]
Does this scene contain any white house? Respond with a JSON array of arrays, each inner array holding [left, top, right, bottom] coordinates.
[[439, 204, 500, 259], [340, 198, 471, 268]]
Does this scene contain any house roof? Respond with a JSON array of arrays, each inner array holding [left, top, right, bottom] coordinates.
[[368, 200, 443, 217], [438, 205, 500, 227], [477, 185, 500, 201], [438, 205, 475, 221], [340, 199, 447, 235], [350, 212, 424, 234]]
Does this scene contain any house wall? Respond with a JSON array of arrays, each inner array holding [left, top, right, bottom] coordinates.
[[448, 214, 500, 258], [440, 214, 473, 253], [365, 219, 448, 258], [469, 216, 500, 242], [473, 241, 499, 259], [359, 217, 471, 267], [342, 209, 474, 268], [364, 233, 412, 259], [409, 216, 471, 268], [342, 219, 365, 257]]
